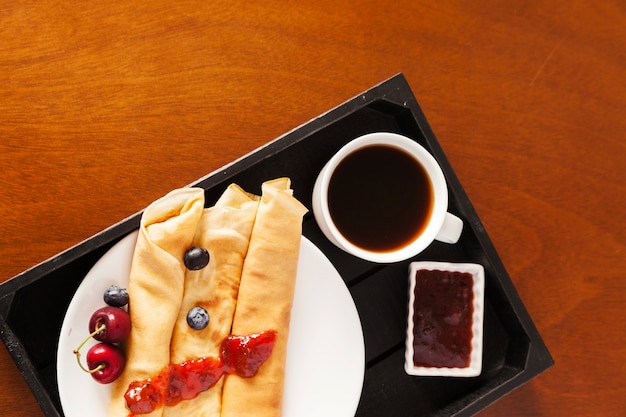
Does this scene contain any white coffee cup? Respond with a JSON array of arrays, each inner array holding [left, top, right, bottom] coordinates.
[[312, 132, 463, 263]]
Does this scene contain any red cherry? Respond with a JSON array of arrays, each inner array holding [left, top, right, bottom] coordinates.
[[85, 343, 126, 384], [89, 306, 131, 343]]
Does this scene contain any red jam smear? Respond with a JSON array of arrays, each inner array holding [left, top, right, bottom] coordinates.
[[125, 330, 276, 415], [412, 270, 474, 368]]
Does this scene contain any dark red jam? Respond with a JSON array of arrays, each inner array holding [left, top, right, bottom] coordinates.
[[124, 330, 276, 415], [412, 270, 474, 368]]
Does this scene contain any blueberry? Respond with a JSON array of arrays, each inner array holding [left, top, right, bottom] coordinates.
[[184, 247, 210, 270], [187, 306, 210, 330], [103, 285, 129, 307]]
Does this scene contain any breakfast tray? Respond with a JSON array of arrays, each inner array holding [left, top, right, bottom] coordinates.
[[0, 73, 553, 417]]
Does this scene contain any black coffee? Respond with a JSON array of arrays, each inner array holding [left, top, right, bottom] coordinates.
[[327, 144, 433, 252]]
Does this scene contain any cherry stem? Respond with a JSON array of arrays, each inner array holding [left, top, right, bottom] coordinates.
[[73, 322, 106, 374]]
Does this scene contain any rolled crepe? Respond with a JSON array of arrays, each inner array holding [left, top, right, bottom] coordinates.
[[221, 178, 308, 417], [108, 188, 205, 417], [163, 184, 260, 417]]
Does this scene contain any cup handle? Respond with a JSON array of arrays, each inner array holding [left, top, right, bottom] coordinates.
[[435, 212, 463, 244]]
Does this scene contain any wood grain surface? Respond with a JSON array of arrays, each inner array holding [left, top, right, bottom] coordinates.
[[1, 1, 625, 416]]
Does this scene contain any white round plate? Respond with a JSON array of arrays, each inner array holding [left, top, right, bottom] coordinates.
[[57, 231, 365, 417]]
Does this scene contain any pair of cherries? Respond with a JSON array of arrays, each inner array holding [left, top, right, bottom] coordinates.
[[74, 246, 210, 384], [74, 286, 131, 384]]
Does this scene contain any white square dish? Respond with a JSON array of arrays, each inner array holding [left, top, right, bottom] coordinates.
[[405, 261, 485, 377]]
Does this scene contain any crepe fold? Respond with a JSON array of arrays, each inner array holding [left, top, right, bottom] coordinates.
[[163, 184, 260, 417], [108, 188, 205, 417], [221, 178, 308, 417]]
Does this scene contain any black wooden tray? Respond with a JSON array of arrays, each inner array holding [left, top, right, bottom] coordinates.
[[0, 73, 553, 417]]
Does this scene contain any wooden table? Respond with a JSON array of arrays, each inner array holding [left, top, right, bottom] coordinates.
[[1, 1, 625, 416]]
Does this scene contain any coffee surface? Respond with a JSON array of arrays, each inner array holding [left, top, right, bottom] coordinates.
[[327, 144, 433, 252]]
